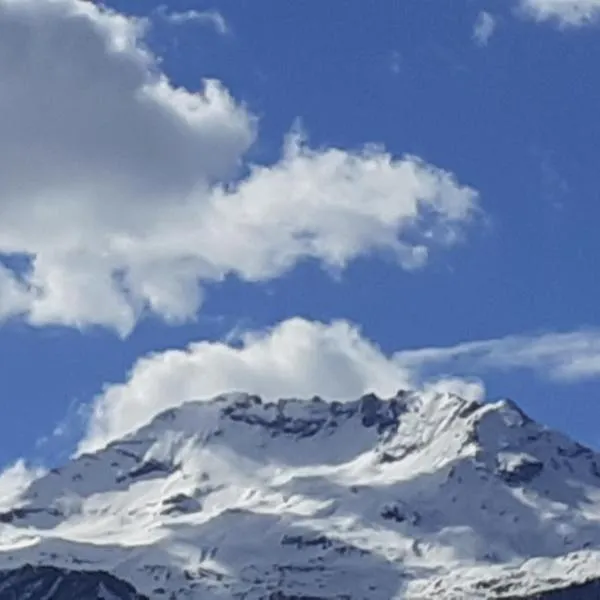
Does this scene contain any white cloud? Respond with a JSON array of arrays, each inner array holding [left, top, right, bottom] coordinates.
[[0, 0, 479, 336], [422, 376, 486, 403], [156, 7, 229, 34], [473, 12, 497, 46], [520, 0, 600, 25], [395, 328, 600, 382], [79, 318, 419, 453], [0, 460, 45, 511], [79, 321, 600, 454], [0, 265, 30, 319]]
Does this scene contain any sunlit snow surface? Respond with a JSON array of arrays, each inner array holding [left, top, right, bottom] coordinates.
[[1, 391, 600, 599]]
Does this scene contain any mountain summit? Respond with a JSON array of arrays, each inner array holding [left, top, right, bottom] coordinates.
[[2, 391, 600, 599]]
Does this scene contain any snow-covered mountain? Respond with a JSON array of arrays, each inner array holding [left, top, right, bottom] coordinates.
[[2, 391, 600, 599]]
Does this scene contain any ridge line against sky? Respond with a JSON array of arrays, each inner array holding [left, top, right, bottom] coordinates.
[[78, 320, 600, 454], [0, 0, 600, 467]]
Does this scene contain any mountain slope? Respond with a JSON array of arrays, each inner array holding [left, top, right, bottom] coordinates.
[[1, 391, 600, 599]]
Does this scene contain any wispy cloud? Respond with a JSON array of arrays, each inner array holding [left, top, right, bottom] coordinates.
[[473, 12, 496, 46], [395, 329, 600, 382], [519, 0, 600, 26], [390, 51, 402, 75], [156, 7, 230, 35]]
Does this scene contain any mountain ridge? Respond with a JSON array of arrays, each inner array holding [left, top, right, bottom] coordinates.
[[1, 390, 600, 599]]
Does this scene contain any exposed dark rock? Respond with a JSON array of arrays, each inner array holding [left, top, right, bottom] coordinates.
[[500, 576, 600, 599], [557, 443, 591, 459], [358, 393, 404, 435], [380, 504, 406, 523], [220, 393, 407, 442], [0, 564, 148, 599], [223, 400, 331, 439], [116, 459, 179, 483], [0, 507, 32, 523], [0, 506, 63, 524], [280, 534, 367, 556], [497, 456, 544, 485], [128, 459, 177, 480], [281, 534, 334, 549], [378, 444, 419, 464], [380, 503, 420, 526], [269, 593, 350, 600], [160, 493, 202, 515], [458, 399, 482, 419], [269, 593, 351, 600]]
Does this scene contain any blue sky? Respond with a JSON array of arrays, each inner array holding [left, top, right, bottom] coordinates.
[[1, 0, 600, 467]]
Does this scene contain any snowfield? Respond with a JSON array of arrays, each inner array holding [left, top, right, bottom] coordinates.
[[1, 391, 600, 599]]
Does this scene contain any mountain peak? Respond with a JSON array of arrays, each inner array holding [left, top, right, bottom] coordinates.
[[2, 391, 600, 599]]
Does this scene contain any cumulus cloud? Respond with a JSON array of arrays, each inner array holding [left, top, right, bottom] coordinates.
[[520, 0, 600, 25], [473, 12, 496, 46], [79, 321, 600, 453], [0, 0, 479, 335], [79, 318, 418, 453]]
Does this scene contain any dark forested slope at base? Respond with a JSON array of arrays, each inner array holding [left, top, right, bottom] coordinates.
[[1, 563, 600, 600], [0, 564, 148, 600]]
